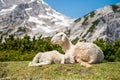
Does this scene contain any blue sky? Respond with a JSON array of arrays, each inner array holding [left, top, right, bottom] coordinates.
[[44, 0, 120, 18]]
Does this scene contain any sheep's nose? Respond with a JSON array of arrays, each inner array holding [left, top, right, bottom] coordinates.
[[51, 39, 56, 44], [51, 39, 54, 44]]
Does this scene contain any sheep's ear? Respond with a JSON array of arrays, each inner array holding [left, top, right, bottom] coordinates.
[[61, 35, 66, 42]]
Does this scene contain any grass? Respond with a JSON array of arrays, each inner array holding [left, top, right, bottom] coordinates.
[[0, 61, 120, 80]]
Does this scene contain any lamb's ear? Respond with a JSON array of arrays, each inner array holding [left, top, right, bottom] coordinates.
[[61, 35, 66, 42]]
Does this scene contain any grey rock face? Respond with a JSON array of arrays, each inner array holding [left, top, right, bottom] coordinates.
[[70, 4, 120, 42], [0, 0, 120, 43], [0, 0, 72, 38]]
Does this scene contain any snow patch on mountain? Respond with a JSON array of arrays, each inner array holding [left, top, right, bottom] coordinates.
[[0, 0, 73, 38], [0, 5, 17, 14]]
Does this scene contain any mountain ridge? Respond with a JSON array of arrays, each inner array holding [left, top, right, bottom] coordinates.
[[0, 0, 73, 39], [0, 0, 120, 42], [70, 3, 120, 42]]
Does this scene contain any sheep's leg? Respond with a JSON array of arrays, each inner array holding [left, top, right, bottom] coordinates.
[[28, 53, 43, 67], [77, 58, 92, 68], [68, 55, 75, 64], [28, 61, 51, 67], [61, 56, 65, 64], [34, 61, 51, 66], [88, 59, 96, 64], [28, 62, 34, 66], [80, 62, 92, 68], [32, 53, 42, 63], [70, 57, 75, 63], [28, 57, 40, 66]]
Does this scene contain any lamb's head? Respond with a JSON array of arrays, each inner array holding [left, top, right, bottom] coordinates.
[[51, 32, 67, 46]]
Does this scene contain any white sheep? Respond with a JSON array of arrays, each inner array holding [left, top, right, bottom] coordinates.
[[28, 50, 64, 67], [51, 32, 104, 68]]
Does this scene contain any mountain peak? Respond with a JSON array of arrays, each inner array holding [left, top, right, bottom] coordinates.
[[0, 1, 119, 42], [0, 0, 73, 38]]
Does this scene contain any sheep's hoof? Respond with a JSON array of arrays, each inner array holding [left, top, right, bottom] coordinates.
[[86, 64, 92, 68], [80, 62, 92, 68]]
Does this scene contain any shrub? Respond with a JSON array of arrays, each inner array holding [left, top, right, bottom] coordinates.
[[74, 18, 81, 23], [0, 34, 63, 61], [0, 34, 120, 62], [111, 5, 119, 12], [82, 19, 99, 38], [94, 38, 120, 62], [82, 16, 88, 25], [90, 11, 95, 17]]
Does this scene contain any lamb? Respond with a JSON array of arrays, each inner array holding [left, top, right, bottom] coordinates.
[[28, 50, 64, 67], [51, 32, 104, 68]]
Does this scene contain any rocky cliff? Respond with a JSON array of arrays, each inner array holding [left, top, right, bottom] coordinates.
[[0, 0, 73, 38], [70, 3, 120, 42], [0, 0, 120, 42]]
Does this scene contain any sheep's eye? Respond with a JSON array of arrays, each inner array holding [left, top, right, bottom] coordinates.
[[60, 34, 63, 36]]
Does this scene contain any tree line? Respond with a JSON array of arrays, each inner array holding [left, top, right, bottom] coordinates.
[[0, 34, 120, 62]]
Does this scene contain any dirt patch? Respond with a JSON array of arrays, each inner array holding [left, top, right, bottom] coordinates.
[[0, 63, 9, 78], [0, 63, 8, 67], [78, 69, 93, 74]]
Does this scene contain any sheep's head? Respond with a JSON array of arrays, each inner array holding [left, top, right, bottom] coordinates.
[[51, 32, 67, 46]]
